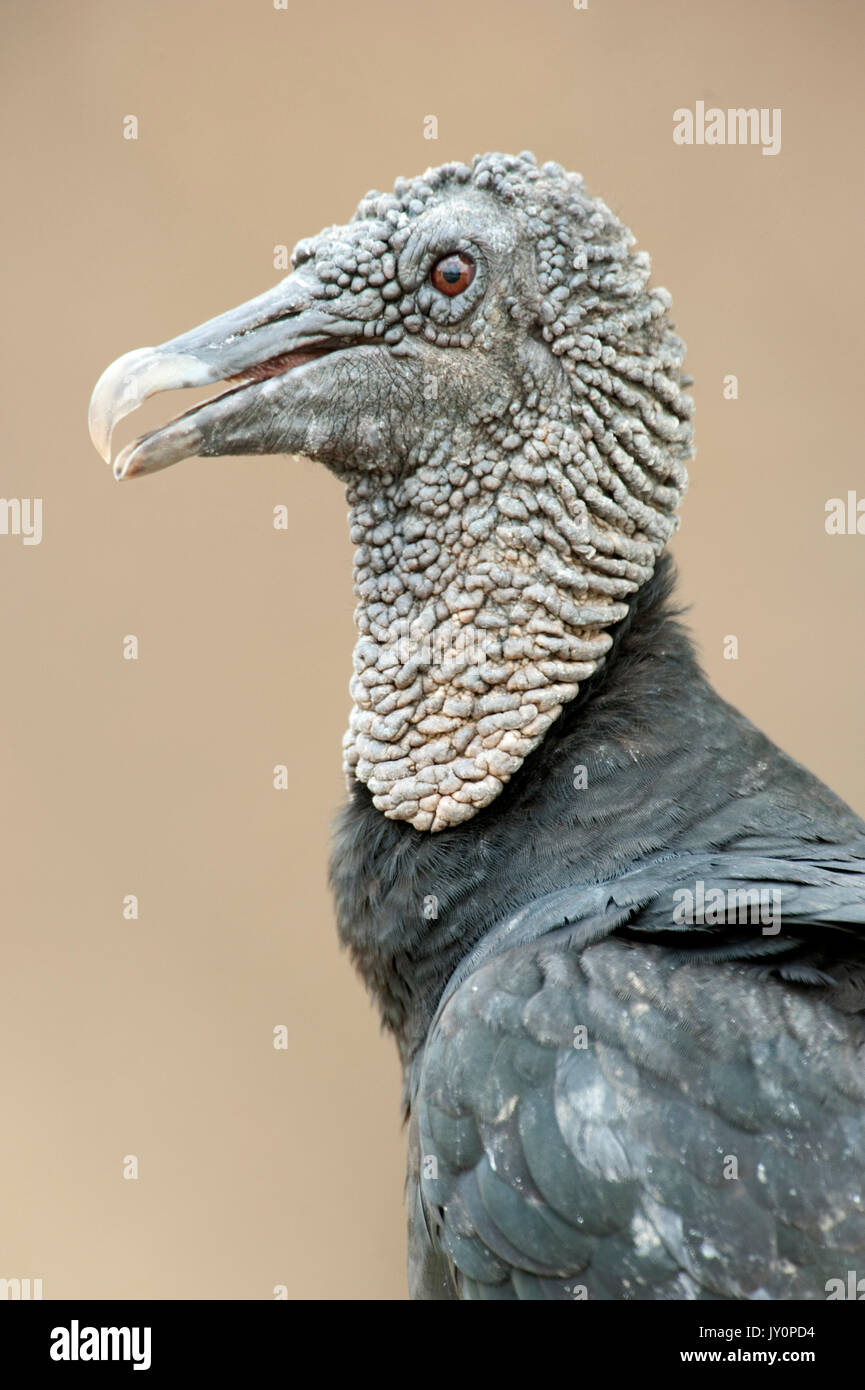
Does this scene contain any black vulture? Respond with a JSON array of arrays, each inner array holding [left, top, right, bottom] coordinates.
[[89, 152, 865, 1300]]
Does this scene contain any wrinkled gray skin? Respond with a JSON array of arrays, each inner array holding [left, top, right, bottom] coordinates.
[[90, 153, 865, 1300], [91, 152, 690, 832]]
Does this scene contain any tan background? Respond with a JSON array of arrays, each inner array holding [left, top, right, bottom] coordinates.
[[1, 0, 863, 1300]]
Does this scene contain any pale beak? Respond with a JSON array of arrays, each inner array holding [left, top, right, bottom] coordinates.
[[88, 275, 349, 479]]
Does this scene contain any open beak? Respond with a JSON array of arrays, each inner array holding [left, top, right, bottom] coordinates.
[[88, 275, 349, 479]]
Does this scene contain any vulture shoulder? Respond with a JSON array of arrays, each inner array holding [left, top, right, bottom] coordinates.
[[409, 841, 865, 1300]]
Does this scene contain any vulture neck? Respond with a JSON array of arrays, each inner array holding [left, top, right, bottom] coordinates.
[[331, 556, 704, 1068], [340, 448, 660, 835]]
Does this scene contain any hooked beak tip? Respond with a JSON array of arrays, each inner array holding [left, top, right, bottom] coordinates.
[[88, 347, 216, 468], [88, 277, 337, 477], [88, 347, 156, 464]]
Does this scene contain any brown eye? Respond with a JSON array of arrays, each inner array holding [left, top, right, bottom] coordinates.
[[430, 251, 476, 297]]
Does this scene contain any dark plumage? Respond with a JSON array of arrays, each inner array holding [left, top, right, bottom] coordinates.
[[334, 557, 865, 1297], [89, 152, 865, 1299]]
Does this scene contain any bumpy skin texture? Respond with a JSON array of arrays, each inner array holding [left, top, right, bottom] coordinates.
[[332, 562, 865, 1299], [92, 152, 692, 832], [333, 154, 692, 830]]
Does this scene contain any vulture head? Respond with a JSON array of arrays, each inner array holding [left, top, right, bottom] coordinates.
[[89, 151, 693, 832]]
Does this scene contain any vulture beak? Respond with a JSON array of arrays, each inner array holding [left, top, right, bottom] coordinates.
[[88, 276, 347, 479]]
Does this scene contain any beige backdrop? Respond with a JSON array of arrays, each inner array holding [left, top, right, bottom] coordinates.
[[2, 0, 863, 1300]]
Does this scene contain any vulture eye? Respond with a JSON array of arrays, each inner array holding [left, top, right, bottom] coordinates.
[[430, 251, 476, 297]]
